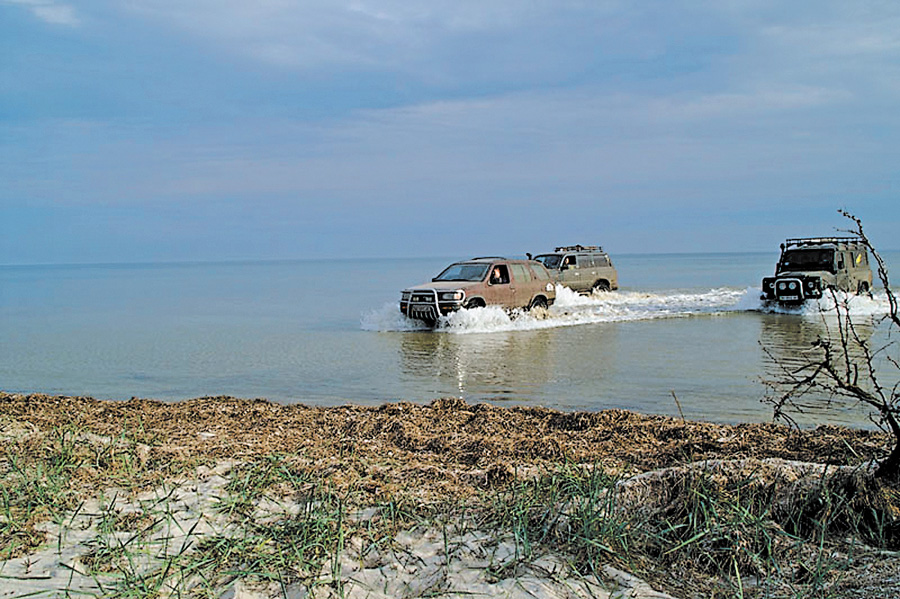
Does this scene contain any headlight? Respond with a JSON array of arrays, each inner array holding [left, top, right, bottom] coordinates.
[[807, 281, 815, 289], [766, 281, 774, 289], [440, 291, 464, 301], [401, 292, 411, 301], [778, 282, 786, 291], [788, 282, 797, 290]]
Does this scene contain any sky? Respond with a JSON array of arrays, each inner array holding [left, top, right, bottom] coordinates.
[[1, 0, 898, 264]]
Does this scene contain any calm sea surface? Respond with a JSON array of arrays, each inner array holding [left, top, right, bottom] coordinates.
[[2, 252, 898, 428]]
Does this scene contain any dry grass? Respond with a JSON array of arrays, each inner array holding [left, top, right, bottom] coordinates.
[[2, 391, 899, 598], [0, 393, 888, 502]]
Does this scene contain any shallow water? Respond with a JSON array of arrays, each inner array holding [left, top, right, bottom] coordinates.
[[1, 252, 897, 428]]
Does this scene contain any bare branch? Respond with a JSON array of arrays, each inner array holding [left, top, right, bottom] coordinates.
[[763, 210, 900, 480], [839, 209, 900, 327]]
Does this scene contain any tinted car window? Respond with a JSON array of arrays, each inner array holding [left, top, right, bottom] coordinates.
[[778, 249, 835, 273], [531, 265, 550, 280], [434, 263, 489, 282], [511, 264, 531, 282], [535, 254, 561, 269]]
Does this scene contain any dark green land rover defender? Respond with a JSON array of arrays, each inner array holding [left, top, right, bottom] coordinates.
[[761, 237, 872, 305]]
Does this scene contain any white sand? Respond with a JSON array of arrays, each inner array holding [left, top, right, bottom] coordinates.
[[0, 461, 675, 599]]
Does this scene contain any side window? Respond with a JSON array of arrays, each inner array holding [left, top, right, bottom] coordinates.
[[489, 264, 510, 285], [511, 264, 531, 282], [561, 255, 576, 269], [531, 265, 550, 281]]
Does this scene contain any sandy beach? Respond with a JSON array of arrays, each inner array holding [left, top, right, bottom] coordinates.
[[2, 392, 899, 598]]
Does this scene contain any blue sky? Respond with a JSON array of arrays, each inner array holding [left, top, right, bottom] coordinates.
[[2, 1, 898, 264]]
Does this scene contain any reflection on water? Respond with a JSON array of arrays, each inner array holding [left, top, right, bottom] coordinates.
[[760, 312, 876, 368], [399, 329, 556, 400], [759, 312, 883, 428], [392, 305, 895, 429]]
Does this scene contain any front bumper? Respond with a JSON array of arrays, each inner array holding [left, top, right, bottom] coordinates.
[[761, 276, 823, 304], [399, 290, 465, 322]]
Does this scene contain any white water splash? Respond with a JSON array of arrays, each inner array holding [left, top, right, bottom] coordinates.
[[361, 303, 431, 332], [364, 286, 745, 333], [553, 285, 746, 317], [750, 288, 892, 317], [362, 287, 895, 334]]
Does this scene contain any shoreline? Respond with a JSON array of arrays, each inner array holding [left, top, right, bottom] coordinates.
[[1, 392, 897, 598]]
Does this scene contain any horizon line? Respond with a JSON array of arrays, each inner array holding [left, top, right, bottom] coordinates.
[[6, 247, 900, 269]]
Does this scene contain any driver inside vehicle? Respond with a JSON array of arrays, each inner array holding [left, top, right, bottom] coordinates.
[[490, 266, 508, 285]]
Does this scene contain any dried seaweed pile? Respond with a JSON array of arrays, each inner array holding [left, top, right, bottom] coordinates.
[[0, 392, 888, 501]]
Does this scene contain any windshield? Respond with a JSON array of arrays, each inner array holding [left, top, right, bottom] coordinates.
[[534, 254, 562, 269], [433, 263, 490, 282], [778, 249, 835, 273]]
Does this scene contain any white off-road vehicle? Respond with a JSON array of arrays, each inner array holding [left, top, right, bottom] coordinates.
[[532, 245, 618, 294]]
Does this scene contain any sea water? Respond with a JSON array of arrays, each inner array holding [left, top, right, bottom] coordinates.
[[1, 252, 897, 428]]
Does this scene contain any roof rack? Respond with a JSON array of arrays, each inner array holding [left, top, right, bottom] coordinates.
[[783, 236, 863, 248], [554, 245, 604, 253], [470, 256, 507, 261]]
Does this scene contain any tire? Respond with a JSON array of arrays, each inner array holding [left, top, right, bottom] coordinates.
[[858, 281, 870, 295], [529, 296, 548, 310], [592, 280, 611, 293], [465, 298, 485, 309]]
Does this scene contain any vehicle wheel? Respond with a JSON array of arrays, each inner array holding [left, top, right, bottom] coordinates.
[[858, 281, 870, 295], [465, 298, 485, 309], [529, 296, 548, 310], [592, 280, 611, 293]]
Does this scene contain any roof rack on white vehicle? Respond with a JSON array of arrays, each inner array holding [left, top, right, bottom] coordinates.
[[554, 245, 604, 253]]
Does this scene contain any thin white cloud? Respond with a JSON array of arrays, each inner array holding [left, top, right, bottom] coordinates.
[[761, 17, 900, 58], [18, 76, 886, 206], [4, 0, 79, 26], [647, 86, 853, 122], [119, 0, 628, 70], [108, 0, 900, 118]]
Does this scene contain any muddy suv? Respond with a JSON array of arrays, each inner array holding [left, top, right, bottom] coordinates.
[[532, 245, 619, 294], [400, 257, 556, 325], [761, 237, 872, 305]]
